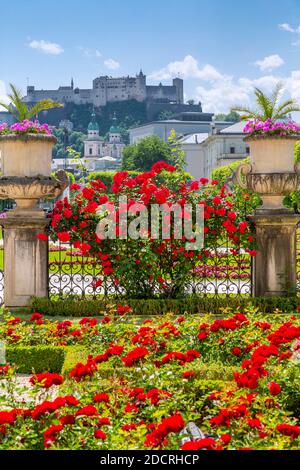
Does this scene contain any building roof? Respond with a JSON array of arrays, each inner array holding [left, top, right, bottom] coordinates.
[[129, 119, 214, 130], [109, 125, 121, 133], [178, 133, 209, 144], [219, 121, 245, 134], [100, 156, 117, 161], [88, 112, 99, 132]]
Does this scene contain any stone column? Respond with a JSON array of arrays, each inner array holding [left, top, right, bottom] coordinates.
[[1, 216, 50, 307], [250, 213, 300, 296]]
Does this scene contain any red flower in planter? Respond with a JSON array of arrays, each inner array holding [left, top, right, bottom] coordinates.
[[268, 381, 281, 396], [30, 373, 63, 388]]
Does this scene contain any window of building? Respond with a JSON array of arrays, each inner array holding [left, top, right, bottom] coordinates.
[[89, 148, 93, 155], [230, 147, 235, 154], [246, 147, 250, 154]]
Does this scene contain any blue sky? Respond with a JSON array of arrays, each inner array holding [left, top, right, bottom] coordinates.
[[1, 0, 300, 113]]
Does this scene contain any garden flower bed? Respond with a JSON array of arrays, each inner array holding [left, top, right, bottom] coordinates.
[[0, 307, 300, 450]]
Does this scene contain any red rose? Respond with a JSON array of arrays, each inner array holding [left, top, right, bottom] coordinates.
[[94, 429, 106, 440], [182, 371, 196, 379], [60, 414, 75, 425], [36, 233, 48, 241], [220, 434, 231, 445], [57, 231, 70, 243], [29, 312, 43, 322], [232, 347, 242, 356], [268, 381, 281, 396], [198, 331, 209, 341], [76, 405, 98, 417], [181, 437, 215, 450], [30, 372, 63, 389], [93, 393, 110, 403], [277, 423, 300, 438]]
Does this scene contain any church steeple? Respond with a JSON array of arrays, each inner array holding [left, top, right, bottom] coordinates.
[[71, 77, 74, 89]]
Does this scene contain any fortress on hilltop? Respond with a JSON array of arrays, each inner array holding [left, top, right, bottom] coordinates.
[[24, 71, 184, 107]]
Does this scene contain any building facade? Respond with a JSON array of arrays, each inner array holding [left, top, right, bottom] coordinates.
[[24, 72, 184, 107], [179, 121, 249, 179], [83, 112, 125, 170]]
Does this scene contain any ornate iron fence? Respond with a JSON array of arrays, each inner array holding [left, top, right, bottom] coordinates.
[[48, 236, 253, 300]]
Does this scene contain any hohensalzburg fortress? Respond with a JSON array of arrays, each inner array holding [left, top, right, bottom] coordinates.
[[24, 71, 184, 107]]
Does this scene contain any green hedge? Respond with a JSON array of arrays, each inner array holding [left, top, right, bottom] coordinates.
[[31, 295, 300, 317], [6, 346, 66, 373]]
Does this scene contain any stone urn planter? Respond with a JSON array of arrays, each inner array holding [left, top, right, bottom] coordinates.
[[244, 135, 299, 173], [236, 132, 300, 297], [0, 133, 56, 177], [236, 135, 300, 212]]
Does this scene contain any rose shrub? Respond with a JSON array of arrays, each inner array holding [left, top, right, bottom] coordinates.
[[1, 309, 300, 449], [47, 163, 256, 298]]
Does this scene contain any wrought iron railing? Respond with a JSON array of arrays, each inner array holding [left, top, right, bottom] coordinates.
[[48, 237, 252, 300]]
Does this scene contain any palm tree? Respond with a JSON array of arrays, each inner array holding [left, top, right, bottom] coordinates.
[[0, 83, 63, 121], [232, 82, 300, 121]]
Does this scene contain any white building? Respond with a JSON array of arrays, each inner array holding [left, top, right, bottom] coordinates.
[[129, 114, 214, 144], [179, 121, 249, 179], [83, 112, 124, 170]]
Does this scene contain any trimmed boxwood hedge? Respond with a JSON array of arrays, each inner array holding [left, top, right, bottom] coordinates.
[[6, 346, 66, 373], [30, 295, 300, 317]]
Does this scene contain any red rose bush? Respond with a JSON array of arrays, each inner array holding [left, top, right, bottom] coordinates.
[[48, 163, 255, 298], [0, 308, 300, 449]]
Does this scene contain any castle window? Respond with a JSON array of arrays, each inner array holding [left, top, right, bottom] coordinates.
[[89, 148, 93, 155], [230, 147, 235, 154]]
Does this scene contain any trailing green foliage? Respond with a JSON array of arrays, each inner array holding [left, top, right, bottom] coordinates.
[[211, 157, 261, 215], [6, 345, 66, 373], [31, 295, 300, 317]]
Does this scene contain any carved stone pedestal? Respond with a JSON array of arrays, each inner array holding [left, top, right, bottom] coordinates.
[[1, 216, 50, 307], [250, 213, 300, 297]]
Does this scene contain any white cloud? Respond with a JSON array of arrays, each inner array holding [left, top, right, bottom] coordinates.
[[79, 47, 102, 58], [278, 23, 300, 45], [196, 77, 251, 114], [254, 54, 284, 72], [149, 55, 224, 81], [104, 58, 120, 70], [28, 39, 64, 55], [194, 70, 300, 114], [278, 23, 296, 33], [279, 22, 298, 33]]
